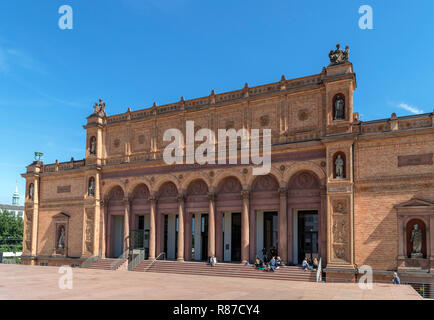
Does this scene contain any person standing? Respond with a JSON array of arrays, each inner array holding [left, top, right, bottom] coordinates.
[[262, 248, 268, 263], [392, 272, 401, 285]]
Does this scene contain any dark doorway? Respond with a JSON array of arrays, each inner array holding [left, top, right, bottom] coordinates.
[[163, 214, 168, 257], [298, 210, 318, 264], [201, 214, 209, 260], [231, 212, 241, 262], [263, 212, 278, 258]]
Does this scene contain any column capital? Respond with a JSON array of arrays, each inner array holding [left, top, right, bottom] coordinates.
[[241, 190, 250, 199], [100, 200, 106, 207], [279, 187, 288, 197], [208, 192, 216, 201], [122, 197, 131, 206], [149, 195, 157, 202], [177, 193, 185, 203]]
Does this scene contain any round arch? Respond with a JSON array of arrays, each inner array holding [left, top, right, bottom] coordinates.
[[284, 161, 326, 186], [213, 169, 246, 191]]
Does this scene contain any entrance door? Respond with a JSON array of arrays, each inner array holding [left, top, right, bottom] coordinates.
[[297, 210, 318, 264], [112, 215, 124, 258], [231, 212, 241, 262], [263, 212, 278, 258], [201, 214, 209, 260], [163, 214, 178, 260]]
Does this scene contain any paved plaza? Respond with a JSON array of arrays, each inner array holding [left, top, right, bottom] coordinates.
[[0, 264, 421, 300]]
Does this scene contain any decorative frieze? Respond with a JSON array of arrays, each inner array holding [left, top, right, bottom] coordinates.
[[398, 153, 433, 167], [57, 185, 71, 194]]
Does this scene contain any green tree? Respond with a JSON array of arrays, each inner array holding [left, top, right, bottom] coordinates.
[[0, 210, 23, 252]]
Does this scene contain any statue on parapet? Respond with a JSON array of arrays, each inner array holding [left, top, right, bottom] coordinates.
[[329, 44, 350, 66], [93, 99, 107, 116]]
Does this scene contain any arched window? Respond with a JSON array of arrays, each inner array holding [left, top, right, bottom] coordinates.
[[333, 152, 346, 179], [333, 94, 345, 120], [89, 136, 97, 155], [88, 177, 95, 196]]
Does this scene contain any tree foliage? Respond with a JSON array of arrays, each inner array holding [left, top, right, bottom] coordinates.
[[0, 210, 23, 252]]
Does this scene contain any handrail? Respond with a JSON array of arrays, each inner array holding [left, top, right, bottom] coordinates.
[[110, 250, 129, 270], [316, 257, 322, 282], [128, 249, 145, 271], [143, 252, 166, 273], [80, 256, 101, 268]]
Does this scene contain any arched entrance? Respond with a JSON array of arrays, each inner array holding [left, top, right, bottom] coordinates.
[[250, 174, 280, 261], [156, 182, 178, 260], [130, 184, 151, 259], [288, 171, 324, 264], [107, 186, 125, 258], [185, 179, 209, 261], [216, 176, 243, 262]]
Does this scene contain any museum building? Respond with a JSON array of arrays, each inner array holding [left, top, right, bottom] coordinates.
[[21, 46, 434, 283]]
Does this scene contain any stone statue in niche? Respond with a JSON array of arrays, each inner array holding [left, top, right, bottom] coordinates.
[[90, 137, 96, 155], [410, 224, 423, 258], [29, 184, 34, 200], [88, 178, 95, 196], [334, 96, 345, 120], [335, 155, 344, 179], [58, 226, 65, 249]]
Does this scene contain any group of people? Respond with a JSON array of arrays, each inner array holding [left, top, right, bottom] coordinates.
[[301, 256, 319, 271], [254, 255, 283, 272], [251, 247, 281, 272]]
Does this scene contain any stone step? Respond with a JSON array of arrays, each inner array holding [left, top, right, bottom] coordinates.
[[133, 260, 317, 282], [85, 258, 126, 270]]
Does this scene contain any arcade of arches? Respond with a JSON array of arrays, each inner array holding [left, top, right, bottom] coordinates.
[[103, 171, 326, 265]]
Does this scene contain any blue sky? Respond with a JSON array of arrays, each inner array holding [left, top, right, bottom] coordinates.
[[0, 0, 433, 204]]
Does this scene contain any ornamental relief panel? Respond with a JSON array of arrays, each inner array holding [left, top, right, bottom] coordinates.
[[332, 199, 348, 214], [333, 244, 347, 261], [85, 210, 94, 253], [330, 196, 351, 263], [332, 215, 347, 244], [25, 215, 32, 251]]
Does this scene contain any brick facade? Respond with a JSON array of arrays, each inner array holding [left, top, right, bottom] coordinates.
[[21, 61, 434, 283]]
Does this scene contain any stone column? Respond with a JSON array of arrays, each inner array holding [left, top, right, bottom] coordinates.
[[397, 217, 405, 259], [279, 187, 288, 264], [177, 194, 185, 261], [184, 213, 192, 261], [430, 215, 434, 272], [123, 198, 130, 253], [107, 208, 112, 258], [149, 196, 157, 260], [100, 200, 107, 258], [215, 212, 223, 262], [241, 190, 250, 263], [208, 193, 216, 257], [249, 206, 256, 263], [287, 207, 293, 264]]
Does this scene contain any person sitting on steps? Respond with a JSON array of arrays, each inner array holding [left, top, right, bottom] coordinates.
[[270, 256, 276, 272], [210, 256, 217, 267], [276, 256, 282, 269], [302, 257, 311, 271], [312, 258, 319, 270], [255, 256, 260, 269]]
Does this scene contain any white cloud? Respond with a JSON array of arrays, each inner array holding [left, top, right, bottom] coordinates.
[[397, 102, 423, 115], [0, 45, 46, 74]]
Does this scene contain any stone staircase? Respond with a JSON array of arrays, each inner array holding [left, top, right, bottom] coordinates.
[[85, 258, 126, 271], [133, 260, 317, 282]]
